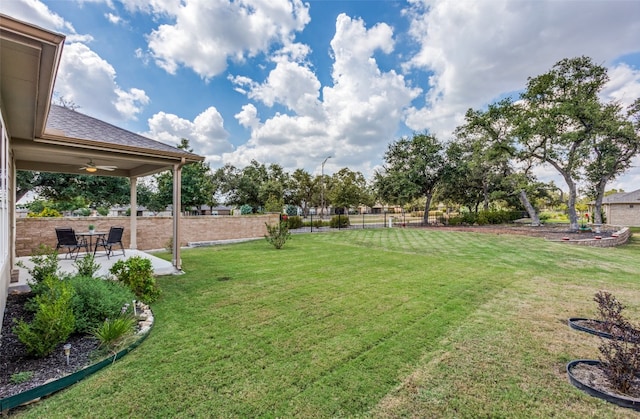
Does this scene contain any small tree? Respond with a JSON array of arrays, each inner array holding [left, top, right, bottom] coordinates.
[[265, 221, 290, 249], [13, 275, 76, 357], [110, 257, 160, 303], [593, 291, 640, 395]]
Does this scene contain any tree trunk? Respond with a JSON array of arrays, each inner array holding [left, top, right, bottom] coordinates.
[[566, 179, 579, 231], [423, 192, 433, 224], [593, 177, 608, 225], [518, 189, 540, 226], [483, 180, 490, 211]]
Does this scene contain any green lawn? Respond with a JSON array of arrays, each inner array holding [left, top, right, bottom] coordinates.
[[15, 228, 640, 418]]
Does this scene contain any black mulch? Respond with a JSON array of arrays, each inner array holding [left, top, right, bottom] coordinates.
[[1, 293, 99, 399]]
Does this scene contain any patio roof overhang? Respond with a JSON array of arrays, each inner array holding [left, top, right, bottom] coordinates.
[[2, 13, 203, 178], [2, 13, 205, 275]]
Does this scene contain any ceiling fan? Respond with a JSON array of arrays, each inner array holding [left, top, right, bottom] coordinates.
[[79, 159, 117, 173]]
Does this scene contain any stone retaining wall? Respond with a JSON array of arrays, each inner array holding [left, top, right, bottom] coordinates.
[[550, 227, 631, 247], [15, 214, 279, 256]]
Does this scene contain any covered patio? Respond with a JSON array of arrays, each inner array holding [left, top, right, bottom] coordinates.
[[0, 14, 204, 325]]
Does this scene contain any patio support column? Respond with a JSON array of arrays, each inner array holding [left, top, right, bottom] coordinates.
[[129, 176, 137, 249], [172, 159, 185, 271]]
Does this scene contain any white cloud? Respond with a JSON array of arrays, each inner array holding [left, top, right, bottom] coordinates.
[[223, 13, 420, 176], [145, 107, 233, 162], [144, 0, 311, 79], [244, 60, 323, 117], [105, 12, 124, 25], [403, 0, 640, 138], [55, 43, 150, 121], [0, 0, 75, 33], [235, 104, 260, 130], [601, 63, 640, 108]]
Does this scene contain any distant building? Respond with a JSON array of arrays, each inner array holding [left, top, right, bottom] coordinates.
[[600, 189, 640, 226]]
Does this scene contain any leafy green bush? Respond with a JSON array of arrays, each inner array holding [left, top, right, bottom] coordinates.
[[76, 208, 92, 216], [330, 215, 350, 228], [16, 244, 59, 284], [97, 207, 109, 216], [69, 276, 136, 333], [265, 221, 291, 249], [27, 207, 61, 218], [240, 204, 253, 215], [92, 315, 137, 349], [13, 275, 76, 357], [303, 219, 327, 228], [74, 254, 101, 278], [110, 257, 160, 303], [10, 371, 33, 384], [286, 216, 303, 229]]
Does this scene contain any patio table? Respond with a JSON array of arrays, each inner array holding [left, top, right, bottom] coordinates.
[[76, 231, 107, 255]]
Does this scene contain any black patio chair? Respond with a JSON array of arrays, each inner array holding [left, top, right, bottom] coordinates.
[[95, 226, 125, 259], [55, 227, 88, 259]]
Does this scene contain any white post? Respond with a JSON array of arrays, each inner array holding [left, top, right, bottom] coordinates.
[[129, 176, 137, 249]]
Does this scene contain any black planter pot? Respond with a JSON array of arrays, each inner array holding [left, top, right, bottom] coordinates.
[[567, 359, 640, 411]]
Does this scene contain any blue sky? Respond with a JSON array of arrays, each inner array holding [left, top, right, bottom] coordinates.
[[3, 0, 640, 192]]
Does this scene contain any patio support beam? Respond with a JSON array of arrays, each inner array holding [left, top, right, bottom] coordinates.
[[129, 176, 137, 249], [172, 159, 185, 271]]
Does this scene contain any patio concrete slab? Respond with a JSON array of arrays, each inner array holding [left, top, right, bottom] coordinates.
[[11, 249, 178, 291]]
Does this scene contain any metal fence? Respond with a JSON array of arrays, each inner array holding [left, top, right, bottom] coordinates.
[[289, 212, 445, 233]]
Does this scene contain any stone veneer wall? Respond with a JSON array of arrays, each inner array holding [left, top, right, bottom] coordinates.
[[607, 204, 640, 227], [15, 214, 280, 257]]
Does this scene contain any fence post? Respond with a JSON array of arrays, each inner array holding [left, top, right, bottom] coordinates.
[[310, 214, 313, 233]]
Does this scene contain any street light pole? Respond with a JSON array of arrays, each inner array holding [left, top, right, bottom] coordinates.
[[321, 155, 331, 219]]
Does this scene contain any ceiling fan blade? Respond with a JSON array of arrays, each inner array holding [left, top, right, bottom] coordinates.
[[96, 166, 117, 171]]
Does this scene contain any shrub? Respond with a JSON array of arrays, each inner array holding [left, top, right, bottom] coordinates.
[[96, 207, 109, 216], [92, 315, 137, 349], [16, 244, 59, 285], [27, 207, 61, 218], [265, 221, 291, 249], [240, 204, 253, 215], [330, 215, 350, 228], [74, 254, 100, 278], [10, 371, 33, 385], [476, 212, 489, 225], [76, 208, 91, 216], [594, 291, 640, 395], [110, 257, 160, 303], [69, 276, 137, 333], [13, 275, 76, 357], [461, 212, 477, 225], [286, 216, 303, 229], [448, 216, 462, 226]]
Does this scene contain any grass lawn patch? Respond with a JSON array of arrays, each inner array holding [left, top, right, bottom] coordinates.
[[15, 229, 640, 418]]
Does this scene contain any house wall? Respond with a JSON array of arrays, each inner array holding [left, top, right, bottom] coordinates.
[[1, 107, 11, 326], [15, 214, 280, 256], [607, 204, 640, 227]]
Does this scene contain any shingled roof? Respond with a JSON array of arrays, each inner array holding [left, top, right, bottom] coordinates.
[[602, 189, 640, 204], [45, 105, 201, 159]]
